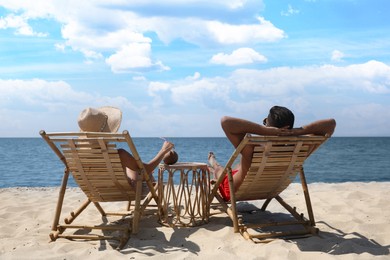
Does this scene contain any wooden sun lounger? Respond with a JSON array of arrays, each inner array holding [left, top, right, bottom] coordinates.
[[40, 130, 162, 249], [208, 134, 328, 242]]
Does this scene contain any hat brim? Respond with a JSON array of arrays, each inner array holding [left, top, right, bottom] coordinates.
[[98, 106, 122, 133]]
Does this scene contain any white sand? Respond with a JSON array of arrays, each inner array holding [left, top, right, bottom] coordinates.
[[0, 182, 389, 259]]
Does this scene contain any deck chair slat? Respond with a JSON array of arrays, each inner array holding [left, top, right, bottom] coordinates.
[[65, 156, 122, 162], [70, 166, 123, 172], [72, 175, 128, 181], [61, 143, 117, 149], [63, 150, 120, 156], [66, 166, 123, 172], [65, 158, 122, 164]]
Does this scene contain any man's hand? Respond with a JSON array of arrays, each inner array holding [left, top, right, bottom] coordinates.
[[276, 127, 305, 136]]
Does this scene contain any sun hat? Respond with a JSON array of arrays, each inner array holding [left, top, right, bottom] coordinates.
[[77, 106, 122, 133]]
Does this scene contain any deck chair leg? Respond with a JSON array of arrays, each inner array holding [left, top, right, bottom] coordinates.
[[132, 173, 143, 234], [127, 200, 132, 211], [93, 202, 106, 216], [227, 168, 240, 233], [299, 169, 315, 226], [261, 198, 272, 211], [275, 195, 304, 221], [154, 182, 165, 218], [65, 199, 92, 224], [50, 168, 70, 241]]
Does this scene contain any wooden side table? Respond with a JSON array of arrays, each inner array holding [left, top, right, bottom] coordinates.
[[158, 162, 211, 227]]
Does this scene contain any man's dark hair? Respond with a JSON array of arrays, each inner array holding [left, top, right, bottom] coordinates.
[[269, 106, 295, 129]]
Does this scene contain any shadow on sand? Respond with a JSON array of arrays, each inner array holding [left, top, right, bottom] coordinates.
[[97, 203, 389, 257]]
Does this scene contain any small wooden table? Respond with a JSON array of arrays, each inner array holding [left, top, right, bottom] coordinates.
[[158, 162, 211, 227]]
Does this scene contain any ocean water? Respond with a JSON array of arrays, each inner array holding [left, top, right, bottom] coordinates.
[[0, 137, 389, 188]]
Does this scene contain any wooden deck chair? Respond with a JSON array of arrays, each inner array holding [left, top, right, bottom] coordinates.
[[40, 130, 162, 249], [208, 134, 328, 242]]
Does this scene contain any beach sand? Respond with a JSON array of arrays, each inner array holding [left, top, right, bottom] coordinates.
[[0, 182, 389, 259]]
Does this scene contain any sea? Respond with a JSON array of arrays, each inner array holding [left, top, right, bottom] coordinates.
[[0, 137, 389, 188]]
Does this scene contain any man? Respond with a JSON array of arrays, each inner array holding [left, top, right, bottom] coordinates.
[[208, 106, 336, 201]]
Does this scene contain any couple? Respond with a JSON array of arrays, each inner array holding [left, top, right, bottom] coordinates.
[[78, 106, 336, 197]]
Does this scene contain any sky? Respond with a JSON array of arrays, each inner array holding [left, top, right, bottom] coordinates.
[[0, 0, 389, 137]]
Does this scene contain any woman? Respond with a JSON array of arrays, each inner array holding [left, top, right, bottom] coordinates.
[[77, 106, 174, 188]]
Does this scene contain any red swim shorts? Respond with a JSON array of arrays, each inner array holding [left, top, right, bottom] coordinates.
[[219, 169, 238, 201]]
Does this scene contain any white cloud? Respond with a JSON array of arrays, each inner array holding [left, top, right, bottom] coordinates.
[[148, 81, 170, 96], [147, 81, 171, 108], [0, 78, 138, 136], [54, 43, 66, 52], [331, 50, 345, 62], [281, 5, 300, 17], [0, 14, 47, 37], [127, 15, 284, 47], [245, 61, 388, 97], [105, 43, 169, 73], [133, 76, 147, 81], [228, 60, 390, 95], [210, 48, 267, 66], [0, 1, 283, 73], [207, 17, 285, 44], [141, 60, 390, 136], [338, 103, 390, 136], [100, 0, 253, 9], [148, 61, 390, 108], [61, 22, 151, 51], [170, 79, 230, 106], [0, 60, 389, 136], [225, 0, 248, 9], [186, 72, 201, 80], [0, 79, 105, 110]]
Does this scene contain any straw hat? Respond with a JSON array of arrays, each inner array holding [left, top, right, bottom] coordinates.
[[78, 106, 122, 133]]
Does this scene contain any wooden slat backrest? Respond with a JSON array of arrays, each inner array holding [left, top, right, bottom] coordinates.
[[43, 132, 135, 202], [235, 135, 327, 201]]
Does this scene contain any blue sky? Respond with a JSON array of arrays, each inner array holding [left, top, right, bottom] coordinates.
[[0, 0, 389, 137]]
